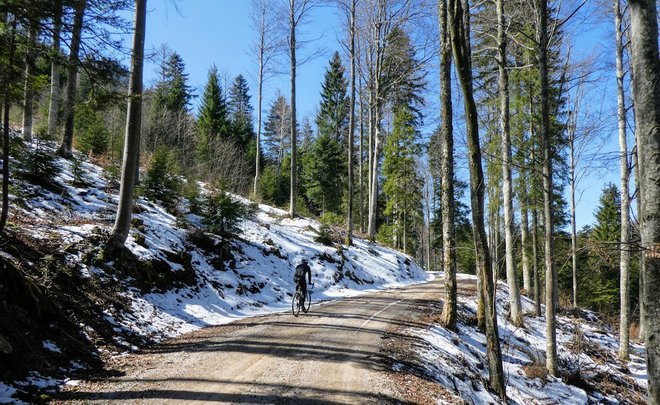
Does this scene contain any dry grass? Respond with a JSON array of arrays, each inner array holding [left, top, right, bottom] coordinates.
[[522, 363, 548, 381]]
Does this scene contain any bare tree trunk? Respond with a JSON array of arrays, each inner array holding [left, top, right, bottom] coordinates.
[[629, 0, 660, 402], [108, 0, 146, 248], [346, 0, 356, 244], [497, 0, 521, 326], [448, 0, 506, 397], [289, 0, 298, 219], [438, 0, 457, 331], [22, 25, 38, 141], [0, 17, 17, 235], [521, 194, 532, 293], [48, 0, 63, 140], [532, 206, 541, 316], [57, 0, 86, 158], [359, 84, 365, 233], [254, 60, 263, 196], [367, 3, 383, 240], [569, 114, 578, 307], [536, 0, 557, 376], [615, 0, 632, 360], [634, 133, 646, 342]]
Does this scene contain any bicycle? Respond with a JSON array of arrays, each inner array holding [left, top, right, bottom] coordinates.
[[291, 283, 313, 317]]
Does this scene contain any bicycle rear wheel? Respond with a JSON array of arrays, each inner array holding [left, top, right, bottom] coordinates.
[[303, 291, 311, 313], [292, 291, 301, 317]]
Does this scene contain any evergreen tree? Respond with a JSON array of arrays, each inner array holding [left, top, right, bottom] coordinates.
[[197, 65, 229, 165], [228, 74, 255, 148], [153, 51, 193, 113], [262, 95, 292, 166], [383, 28, 425, 123], [302, 133, 344, 216], [382, 107, 424, 254], [316, 52, 349, 146]]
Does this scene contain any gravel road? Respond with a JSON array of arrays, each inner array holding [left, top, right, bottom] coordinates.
[[60, 276, 445, 404]]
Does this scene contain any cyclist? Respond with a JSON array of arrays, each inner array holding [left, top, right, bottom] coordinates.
[[294, 258, 312, 307]]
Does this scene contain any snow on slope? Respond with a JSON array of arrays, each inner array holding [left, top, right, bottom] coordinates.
[[411, 273, 648, 404]]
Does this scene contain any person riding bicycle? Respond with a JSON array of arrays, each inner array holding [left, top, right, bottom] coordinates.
[[294, 258, 312, 306]]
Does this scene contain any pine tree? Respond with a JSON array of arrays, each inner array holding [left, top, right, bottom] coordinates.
[[303, 133, 344, 216], [316, 51, 349, 146], [228, 74, 255, 148], [382, 107, 423, 254], [153, 51, 193, 113], [197, 65, 229, 165], [262, 95, 292, 166]]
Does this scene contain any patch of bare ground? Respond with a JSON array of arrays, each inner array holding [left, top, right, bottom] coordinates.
[[380, 299, 465, 404]]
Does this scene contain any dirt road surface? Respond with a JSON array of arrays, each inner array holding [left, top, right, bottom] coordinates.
[[59, 276, 453, 404]]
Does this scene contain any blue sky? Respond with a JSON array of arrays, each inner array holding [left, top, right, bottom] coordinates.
[[138, 0, 625, 231]]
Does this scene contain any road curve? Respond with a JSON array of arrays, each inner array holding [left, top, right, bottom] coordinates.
[[60, 276, 444, 404]]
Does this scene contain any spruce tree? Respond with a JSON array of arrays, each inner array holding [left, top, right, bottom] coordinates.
[[316, 51, 349, 146], [262, 95, 292, 166], [382, 107, 423, 254], [303, 133, 344, 216], [228, 74, 255, 148], [153, 51, 193, 113], [198, 65, 229, 165]]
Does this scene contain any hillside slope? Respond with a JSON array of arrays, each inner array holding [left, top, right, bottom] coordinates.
[[0, 138, 428, 403]]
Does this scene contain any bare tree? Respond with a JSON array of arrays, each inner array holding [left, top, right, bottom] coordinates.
[[57, 0, 87, 158], [497, 0, 522, 326], [628, 0, 660, 402], [614, 0, 631, 361], [447, 0, 506, 397], [108, 0, 146, 248], [250, 0, 280, 196], [535, 0, 558, 376], [438, 0, 457, 331]]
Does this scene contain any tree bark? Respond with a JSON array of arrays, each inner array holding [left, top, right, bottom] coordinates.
[[537, 0, 557, 377], [614, 0, 631, 360], [289, 0, 298, 219], [0, 17, 16, 235], [438, 0, 457, 331], [108, 0, 146, 247], [48, 0, 63, 140], [569, 111, 578, 307], [57, 0, 86, 158], [448, 0, 506, 398], [521, 193, 532, 293], [22, 25, 38, 142], [497, 0, 522, 326], [628, 0, 660, 402], [346, 0, 356, 244]]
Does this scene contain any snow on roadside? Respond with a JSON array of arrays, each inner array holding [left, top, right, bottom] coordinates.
[[411, 273, 647, 404], [1, 138, 430, 403]]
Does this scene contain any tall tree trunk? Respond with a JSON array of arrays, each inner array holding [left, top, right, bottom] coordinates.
[[634, 132, 646, 342], [346, 0, 356, 244], [0, 17, 17, 235], [532, 206, 541, 316], [289, 0, 298, 219], [537, 0, 557, 376], [628, 0, 660, 402], [57, 0, 86, 158], [108, 0, 147, 248], [521, 193, 532, 293], [498, 0, 522, 325], [569, 114, 578, 307], [615, 0, 631, 361], [448, 0, 506, 397], [22, 25, 38, 142], [254, 18, 265, 196], [48, 0, 63, 140], [359, 84, 365, 233], [439, 0, 457, 331]]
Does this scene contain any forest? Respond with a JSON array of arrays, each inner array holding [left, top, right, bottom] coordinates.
[[0, 0, 659, 403]]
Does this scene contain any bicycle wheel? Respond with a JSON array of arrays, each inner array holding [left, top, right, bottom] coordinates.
[[292, 290, 301, 317], [303, 291, 311, 313]]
